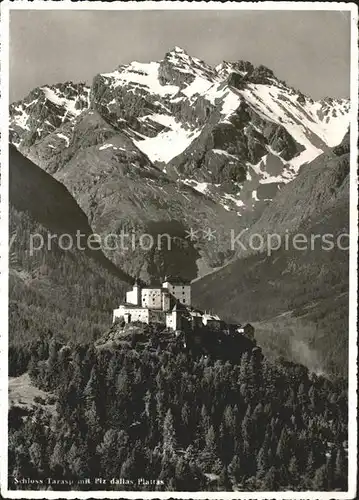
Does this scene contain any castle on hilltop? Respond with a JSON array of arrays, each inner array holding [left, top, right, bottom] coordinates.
[[113, 277, 223, 331]]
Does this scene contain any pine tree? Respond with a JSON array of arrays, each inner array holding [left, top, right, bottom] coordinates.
[[96, 428, 119, 476], [306, 450, 315, 479], [334, 447, 347, 489], [49, 441, 65, 476], [205, 425, 216, 451], [256, 444, 269, 479], [239, 352, 250, 383], [29, 442, 43, 472], [181, 401, 191, 427], [46, 338, 60, 389], [241, 405, 252, 443], [288, 456, 300, 486], [218, 465, 232, 490], [83, 365, 101, 406], [200, 404, 210, 437], [263, 466, 278, 490], [276, 427, 291, 465], [312, 464, 329, 490], [120, 455, 136, 480], [175, 456, 196, 490], [162, 409, 176, 463], [228, 455, 242, 483], [67, 443, 89, 477]]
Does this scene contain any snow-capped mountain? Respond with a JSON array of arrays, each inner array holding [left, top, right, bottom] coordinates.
[[10, 82, 90, 147], [9, 47, 350, 280]]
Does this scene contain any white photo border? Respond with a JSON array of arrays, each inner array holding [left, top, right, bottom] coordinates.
[[0, 2, 357, 499]]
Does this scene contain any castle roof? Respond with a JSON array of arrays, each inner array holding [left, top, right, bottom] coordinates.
[[122, 303, 149, 310], [203, 313, 221, 321], [163, 276, 191, 285], [189, 310, 203, 317]]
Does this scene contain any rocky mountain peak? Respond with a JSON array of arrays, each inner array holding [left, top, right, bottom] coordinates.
[[167, 45, 189, 57], [215, 60, 254, 79], [160, 46, 217, 88], [9, 47, 350, 280]]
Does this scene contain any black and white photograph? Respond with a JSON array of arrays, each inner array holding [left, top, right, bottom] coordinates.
[[0, 2, 357, 498]]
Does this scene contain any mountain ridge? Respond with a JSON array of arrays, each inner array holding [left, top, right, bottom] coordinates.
[[9, 47, 350, 281]]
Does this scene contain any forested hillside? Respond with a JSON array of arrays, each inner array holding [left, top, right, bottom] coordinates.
[[9, 336, 348, 492], [9, 145, 131, 346]]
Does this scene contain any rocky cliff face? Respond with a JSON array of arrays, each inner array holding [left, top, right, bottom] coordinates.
[[9, 47, 350, 281], [228, 132, 350, 257]]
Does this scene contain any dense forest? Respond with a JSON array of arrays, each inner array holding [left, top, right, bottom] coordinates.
[[9, 335, 348, 492], [8, 171, 349, 493]]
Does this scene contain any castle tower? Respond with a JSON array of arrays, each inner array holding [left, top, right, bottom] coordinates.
[[166, 302, 187, 331], [126, 278, 141, 306]]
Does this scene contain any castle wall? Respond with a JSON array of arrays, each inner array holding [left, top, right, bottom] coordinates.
[[148, 310, 166, 324], [162, 292, 171, 312], [113, 306, 150, 323], [141, 288, 162, 309], [126, 287, 140, 306], [125, 307, 150, 323], [114, 281, 194, 328], [113, 306, 125, 323], [166, 312, 175, 330], [166, 311, 182, 330], [162, 282, 191, 306]]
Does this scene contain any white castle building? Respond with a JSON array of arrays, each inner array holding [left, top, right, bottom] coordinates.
[[113, 277, 193, 330]]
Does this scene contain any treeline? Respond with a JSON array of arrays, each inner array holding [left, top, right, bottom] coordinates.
[[9, 338, 348, 492]]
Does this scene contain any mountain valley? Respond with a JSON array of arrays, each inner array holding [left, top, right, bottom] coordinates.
[[8, 47, 351, 378]]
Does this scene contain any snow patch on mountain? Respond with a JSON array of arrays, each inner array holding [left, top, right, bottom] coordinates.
[[240, 84, 349, 149], [99, 143, 127, 152], [133, 116, 202, 163], [220, 90, 243, 121], [223, 193, 245, 208], [287, 145, 323, 172], [99, 143, 115, 151], [11, 105, 31, 131], [212, 149, 239, 160], [102, 61, 179, 97], [182, 76, 214, 99], [181, 179, 210, 195], [252, 190, 259, 201], [42, 87, 83, 116], [56, 133, 70, 147]]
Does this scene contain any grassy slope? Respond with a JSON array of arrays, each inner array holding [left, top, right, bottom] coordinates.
[[9, 373, 55, 413]]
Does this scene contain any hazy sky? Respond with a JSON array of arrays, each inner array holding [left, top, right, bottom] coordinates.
[[10, 9, 351, 102]]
